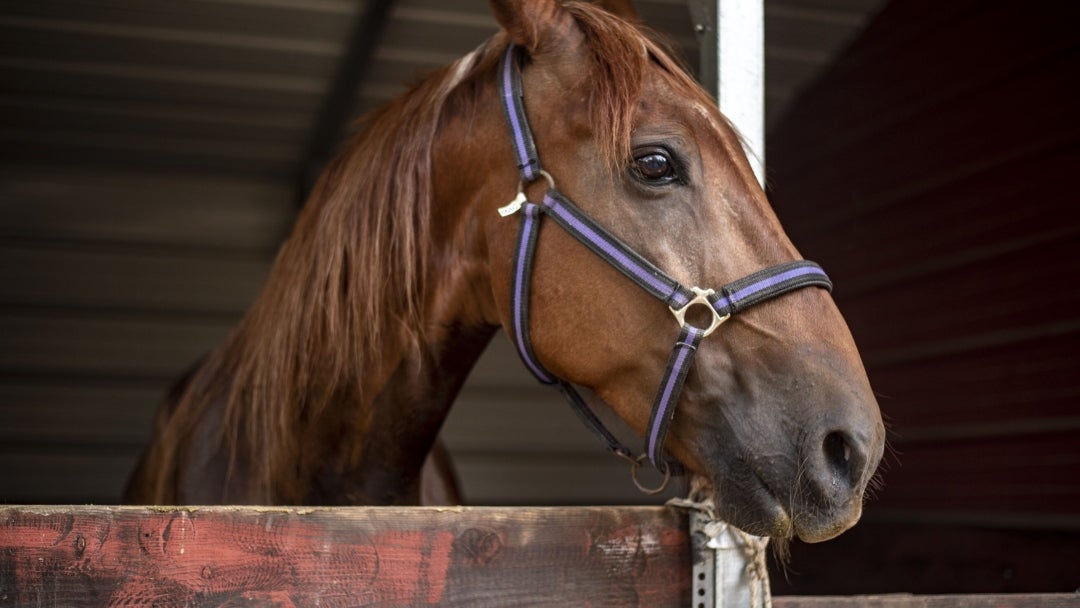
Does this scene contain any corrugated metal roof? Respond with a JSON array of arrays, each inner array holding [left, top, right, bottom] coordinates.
[[1, 0, 885, 177]]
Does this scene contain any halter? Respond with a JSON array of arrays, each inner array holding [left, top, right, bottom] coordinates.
[[496, 45, 832, 493]]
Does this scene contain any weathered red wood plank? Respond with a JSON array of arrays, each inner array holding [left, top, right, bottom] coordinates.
[[775, 595, 1080, 607], [0, 506, 690, 607]]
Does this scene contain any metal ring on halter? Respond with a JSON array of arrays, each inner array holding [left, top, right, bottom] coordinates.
[[669, 286, 731, 338], [524, 168, 555, 191], [629, 453, 672, 495], [498, 170, 556, 217]]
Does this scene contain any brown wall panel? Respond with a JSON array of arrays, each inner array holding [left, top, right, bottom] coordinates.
[[876, 430, 1080, 515], [766, 4, 1078, 593], [868, 331, 1079, 429], [791, 146, 1075, 285], [842, 237, 1080, 353]]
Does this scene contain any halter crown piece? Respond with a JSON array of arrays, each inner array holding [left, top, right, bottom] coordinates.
[[497, 45, 833, 493]]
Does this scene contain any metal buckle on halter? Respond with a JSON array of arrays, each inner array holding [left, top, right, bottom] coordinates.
[[670, 286, 731, 337], [498, 170, 556, 216]]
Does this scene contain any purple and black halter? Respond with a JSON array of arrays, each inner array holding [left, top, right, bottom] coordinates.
[[497, 45, 832, 492]]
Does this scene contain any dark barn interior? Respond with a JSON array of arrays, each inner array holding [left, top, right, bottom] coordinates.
[[764, 0, 1079, 594], [1, 0, 1076, 596]]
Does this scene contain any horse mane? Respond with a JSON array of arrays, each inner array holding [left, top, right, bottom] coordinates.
[[157, 2, 707, 501]]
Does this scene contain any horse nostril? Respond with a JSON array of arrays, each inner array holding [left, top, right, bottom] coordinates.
[[823, 431, 854, 486]]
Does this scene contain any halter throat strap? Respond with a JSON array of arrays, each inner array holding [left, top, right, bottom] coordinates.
[[496, 45, 833, 489]]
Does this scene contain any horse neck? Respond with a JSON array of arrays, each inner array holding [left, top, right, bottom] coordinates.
[[303, 93, 509, 504], [321, 323, 494, 505], [171, 268, 497, 506]]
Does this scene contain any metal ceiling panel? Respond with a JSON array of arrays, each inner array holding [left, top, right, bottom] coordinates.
[[1, 0, 884, 176]]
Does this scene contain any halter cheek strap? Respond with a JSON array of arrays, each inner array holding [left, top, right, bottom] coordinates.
[[497, 45, 832, 492]]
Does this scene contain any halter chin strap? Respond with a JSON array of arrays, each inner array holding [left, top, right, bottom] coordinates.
[[497, 45, 833, 492]]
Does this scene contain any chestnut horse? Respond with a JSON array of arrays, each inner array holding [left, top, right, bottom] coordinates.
[[126, 0, 885, 543]]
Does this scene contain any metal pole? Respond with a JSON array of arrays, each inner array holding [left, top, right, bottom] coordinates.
[[687, 2, 771, 607], [689, 0, 766, 186]]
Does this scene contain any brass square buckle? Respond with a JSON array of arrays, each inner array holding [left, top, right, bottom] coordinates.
[[669, 286, 730, 337]]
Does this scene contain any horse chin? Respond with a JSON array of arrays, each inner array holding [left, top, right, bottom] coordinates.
[[692, 474, 794, 541], [792, 502, 864, 544], [692, 472, 862, 543]]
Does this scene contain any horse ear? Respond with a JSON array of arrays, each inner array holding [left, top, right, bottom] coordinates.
[[488, 0, 580, 54]]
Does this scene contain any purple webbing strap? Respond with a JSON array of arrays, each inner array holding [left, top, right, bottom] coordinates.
[[500, 45, 540, 182], [509, 203, 555, 383], [543, 191, 693, 309], [710, 260, 832, 316], [646, 325, 705, 470]]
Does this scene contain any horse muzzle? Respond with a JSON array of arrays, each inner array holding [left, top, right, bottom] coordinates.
[[689, 385, 885, 543], [752, 411, 884, 543], [789, 421, 884, 542]]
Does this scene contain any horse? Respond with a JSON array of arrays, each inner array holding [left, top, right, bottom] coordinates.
[[125, 0, 885, 544]]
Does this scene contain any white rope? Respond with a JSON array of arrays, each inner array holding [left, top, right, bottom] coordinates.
[[731, 525, 772, 608], [667, 477, 772, 608]]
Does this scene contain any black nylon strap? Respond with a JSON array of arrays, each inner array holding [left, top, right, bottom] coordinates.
[[543, 190, 694, 309], [499, 45, 542, 182], [557, 382, 636, 460], [508, 203, 557, 384], [709, 260, 832, 317], [645, 325, 705, 472]]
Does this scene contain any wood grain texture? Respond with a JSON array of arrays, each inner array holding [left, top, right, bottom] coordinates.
[[0, 506, 690, 607]]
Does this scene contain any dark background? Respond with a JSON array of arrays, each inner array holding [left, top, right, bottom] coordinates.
[[766, 0, 1079, 594]]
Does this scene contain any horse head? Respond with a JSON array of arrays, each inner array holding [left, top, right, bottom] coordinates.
[[465, 0, 885, 542]]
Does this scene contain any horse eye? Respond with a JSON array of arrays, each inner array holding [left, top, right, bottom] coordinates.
[[632, 151, 676, 183]]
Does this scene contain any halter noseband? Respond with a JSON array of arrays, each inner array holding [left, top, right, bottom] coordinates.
[[496, 45, 832, 493]]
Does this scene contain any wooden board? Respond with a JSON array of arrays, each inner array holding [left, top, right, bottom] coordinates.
[[0, 505, 690, 607], [2, 506, 1074, 607]]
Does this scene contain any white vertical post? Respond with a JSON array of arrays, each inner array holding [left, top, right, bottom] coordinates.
[[687, 2, 771, 607], [690, 0, 766, 186], [690, 510, 771, 608]]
